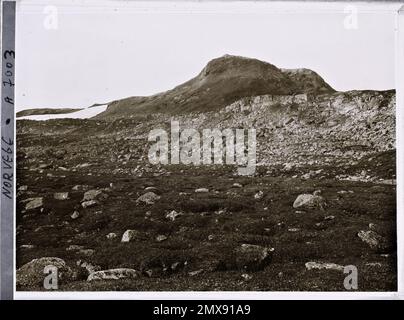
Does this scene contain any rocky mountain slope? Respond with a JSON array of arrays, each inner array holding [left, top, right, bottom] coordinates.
[[15, 55, 397, 291]]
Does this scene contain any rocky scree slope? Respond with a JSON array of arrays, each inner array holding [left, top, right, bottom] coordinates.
[[17, 87, 395, 181]]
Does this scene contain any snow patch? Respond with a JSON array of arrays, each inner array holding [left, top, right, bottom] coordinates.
[[18, 105, 108, 121]]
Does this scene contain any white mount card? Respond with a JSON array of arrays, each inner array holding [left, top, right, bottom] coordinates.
[[1, 0, 403, 300]]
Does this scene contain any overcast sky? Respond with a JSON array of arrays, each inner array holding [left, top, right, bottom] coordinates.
[[16, 1, 401, 111]]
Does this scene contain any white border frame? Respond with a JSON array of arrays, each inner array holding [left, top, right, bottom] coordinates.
[[12, 1, 404, 300], [395, 3, 404, 300]]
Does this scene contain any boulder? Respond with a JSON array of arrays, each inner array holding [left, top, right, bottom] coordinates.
[[82, 189, 105, 202], [81, 200, 97, 208], [78, 249, 95, 257], [71, 210, 80, 219], [305, 261, 344, 271], [136, 192, 160, 205], [77, 261, 101, 275], [25, 197, 43, 210], [293, 190, 326, 210], [283, 163, 294, 171], [66, 245, 84, 251], [72, 185, 91, 191], [121, 229, 140, 242], [165, 210, 183, 221], [188, 269, 204, 276], [241, 273, 253, 281], [357, 230, 389, 251], [20, 244, 35, 249], [106, 232, 117, 240], [156, 235, 168, 242], [16, 257, 75, 288], [254, 191, 264, 200], [87, 268, 140, 281], [195, 188, 209, 193], [54, 192, 69, 200]]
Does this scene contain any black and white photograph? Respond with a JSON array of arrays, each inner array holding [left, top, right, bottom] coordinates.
[[4, 0, 403, 296]]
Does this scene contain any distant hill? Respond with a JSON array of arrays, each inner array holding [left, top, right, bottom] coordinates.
[[95, 55, 335, 119]]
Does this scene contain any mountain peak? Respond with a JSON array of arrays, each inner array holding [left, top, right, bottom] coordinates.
[[96, 55, 335, 119], [200, 54, 281, 79]]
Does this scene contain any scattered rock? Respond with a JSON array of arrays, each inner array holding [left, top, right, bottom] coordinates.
[[78, 249, 95, 257], [305, 261, 344, 271], [20, 244, 35, 249], [87, 268, 140, 281], [25, 197, 43, 210], [283, 163, 294, 171], [188, 269, 204, 276], [82, 189, 105, 202], [171, 262, 181, 271], [366, 262, 382, 268], [301, 172, 312, 179], [357, 230, 389, 251], [241, 273, 253, 281], [293, 190, 326, 210], [136, 192, 160, 205], [277, 222, 286, 228], [254, 190, 264, 200], [16, 257, 75, 288], [77, 261, 101, 275], [156, 235, 168, 242], [106, 233, 117, 240], [166, 210, 183, 221], [81, 200, 97, 208], [71, 210, 80, 219], [66, 245, 84, 251], [143, 270, 153, 277], [144, 186, 160, 193], [72, 185, 91, 191], [77, 163, 91, 168], [121, 229, 140, 242], [54, 192, 69, 200], [215, 209, 226, 215]]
